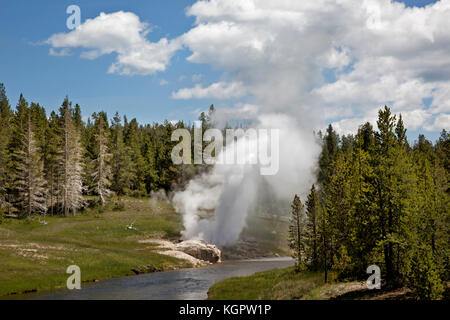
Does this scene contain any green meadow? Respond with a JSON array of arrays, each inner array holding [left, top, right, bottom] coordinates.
[[0, 198, 190, 296]]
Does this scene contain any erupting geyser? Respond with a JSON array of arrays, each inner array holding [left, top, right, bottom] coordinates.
[[173, 114, 320, 246]]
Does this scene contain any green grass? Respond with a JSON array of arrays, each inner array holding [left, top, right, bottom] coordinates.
[[208, 267, 345, 300], [207, 265, 445, 300], [0, 198, 191, 296]]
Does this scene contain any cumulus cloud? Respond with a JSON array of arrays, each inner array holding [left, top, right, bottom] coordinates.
[[45, 2, 450, 133], [179, 0, 450, 132], [171, 81, 247, 99], [46, 11, 181, 75], [425, 113, 450, 131]]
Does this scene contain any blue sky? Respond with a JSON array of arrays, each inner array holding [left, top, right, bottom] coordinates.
[[0, 0, 446, 141], [1, 0, 209, 124]]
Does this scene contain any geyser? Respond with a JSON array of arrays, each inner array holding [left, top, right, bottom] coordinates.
[[173, 113, 320, 246]]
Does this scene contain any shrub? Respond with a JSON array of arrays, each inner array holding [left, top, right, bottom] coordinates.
[[407, 246, 444, 300], [332, 245, 354, 280]]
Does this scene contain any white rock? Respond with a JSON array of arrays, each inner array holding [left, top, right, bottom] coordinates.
[[139, 239, 222, 264], [156, 250, 205, 267], [174, 240, 222, 263]]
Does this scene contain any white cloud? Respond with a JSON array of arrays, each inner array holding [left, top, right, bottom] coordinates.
[[430, 85, 450, 113], [46, 11, 181, 75], [179, 0, 450, 133], [171, 81, 247, 99], [49, 48, 72, 57], [424, 113, 450, 131], [317, 46, 352, 71], [400, 109, 433, 131], [159, 79, 169, 86], [45, 1, 450, 133]]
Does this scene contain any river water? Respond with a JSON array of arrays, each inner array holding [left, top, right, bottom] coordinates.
[[12, 257, 293, 300]]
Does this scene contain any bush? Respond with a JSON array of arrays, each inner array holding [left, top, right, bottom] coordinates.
[[407, 246, 444, 300], [332, 245, 354, 280]]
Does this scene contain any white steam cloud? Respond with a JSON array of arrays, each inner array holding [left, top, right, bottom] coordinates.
[[172, 0, 336, 246], [173, 114, 320, 246]]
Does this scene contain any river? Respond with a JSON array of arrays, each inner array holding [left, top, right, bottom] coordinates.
[[11, 257, 293, 300]]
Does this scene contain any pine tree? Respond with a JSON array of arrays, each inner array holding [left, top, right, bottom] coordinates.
[[435, 129, 449, 176], [312, 106, 448, 296], [318, 124, 339, 188], [305, 184, 320, 270], [154, 122, 179, 191], [92, 112, 112, 206], [0, 83, 13, 211], [324, 151, 354, 276], [373, 106, 400, 285], [60, 98, 84, 215], [349, 126, 378, 275], [288, 194, 304, 271], [110, 113, 133, 196], [373, 106, 416, 286], [9, 94, 32, 212], [395, 114, 407, 147], [44, 111, 64, 215], [124, 118, 146, 195], [82, 116, 96, 195], [403, 137, 449, 296], [72, 104, 83, 131], [13, 113, 47, 216], [29, 102, 48, 156], [142, 130, 159, 193], [318, 205, 331, 283]]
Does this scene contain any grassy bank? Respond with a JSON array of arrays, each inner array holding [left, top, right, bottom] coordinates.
[[207, 267, 429, 300], [0, 198, 190, 296], [208, 267, 331, 300]]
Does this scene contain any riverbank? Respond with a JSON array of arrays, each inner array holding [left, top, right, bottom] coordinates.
[[0, 198, 192, 297], [9, 258, 294, 300], [207, 267, 450, 300], [207, 267, 330, 299], [0, 197, 292, 298], [207, 267, 375, 300]]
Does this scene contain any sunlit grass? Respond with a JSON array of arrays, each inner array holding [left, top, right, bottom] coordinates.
[[0, 197, 190, 296], [207, 267, 340, 300]]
